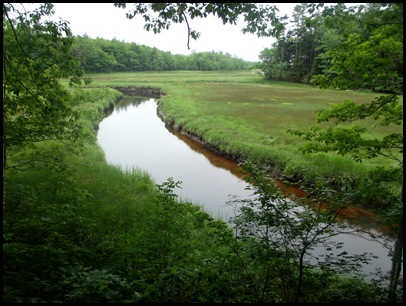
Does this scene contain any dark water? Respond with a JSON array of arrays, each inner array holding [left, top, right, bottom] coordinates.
[[97, 97, 394, 279]]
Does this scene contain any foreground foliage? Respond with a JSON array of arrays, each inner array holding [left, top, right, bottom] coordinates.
[[286, 4, 403, 301]]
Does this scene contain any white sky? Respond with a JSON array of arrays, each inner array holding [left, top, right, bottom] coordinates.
[[44, 3, 299, 62]]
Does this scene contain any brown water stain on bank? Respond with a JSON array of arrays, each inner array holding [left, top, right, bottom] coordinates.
[[164, 117, 390, 235]]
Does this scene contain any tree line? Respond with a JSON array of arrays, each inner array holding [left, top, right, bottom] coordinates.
[[257, 3, 403, 95], [276, 4, 402, 301], [70, 35, 253, 73]]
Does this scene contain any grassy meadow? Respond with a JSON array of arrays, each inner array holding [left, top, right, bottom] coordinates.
[[82, 70, 402, 207]]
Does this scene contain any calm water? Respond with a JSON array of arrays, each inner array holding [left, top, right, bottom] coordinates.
[[97, 97, 394, 279], [97, 97, 253, 220]]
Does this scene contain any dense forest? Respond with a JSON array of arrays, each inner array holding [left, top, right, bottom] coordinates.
[[3, 3, 403, 303], [70, 35, 254, 72], [256, 3, 403, 93]]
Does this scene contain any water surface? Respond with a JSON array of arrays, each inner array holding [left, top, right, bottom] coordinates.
[[97, 97, 253, 220]]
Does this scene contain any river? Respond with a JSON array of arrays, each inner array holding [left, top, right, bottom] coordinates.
[[97, 96, 394, 280]]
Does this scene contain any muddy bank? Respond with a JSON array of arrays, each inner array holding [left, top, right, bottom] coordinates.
[[157, 105, 388, 232], [113, 86, 164, 98], [157, 107, 241, 161], [98, 86, 163, 129]]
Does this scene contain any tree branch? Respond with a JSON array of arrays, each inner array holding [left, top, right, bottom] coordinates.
[[182, 12, 191, 50]]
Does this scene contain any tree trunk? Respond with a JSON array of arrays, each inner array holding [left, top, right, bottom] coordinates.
[[387, 179, 403, 303], [387, 213, 403, 302], [3, 124, 5, 211]]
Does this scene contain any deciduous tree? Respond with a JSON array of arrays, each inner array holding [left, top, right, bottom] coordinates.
[[3, 3, 89, 208], [113, 3, 285, 49], [288, 3, 403, 302]]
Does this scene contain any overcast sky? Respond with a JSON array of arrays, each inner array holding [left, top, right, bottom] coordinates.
[[41, 3, 299, 62]]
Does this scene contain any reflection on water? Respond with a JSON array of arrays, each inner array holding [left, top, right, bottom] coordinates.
[[97, 97, 253, 220], [97, 97, 394, 279]]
